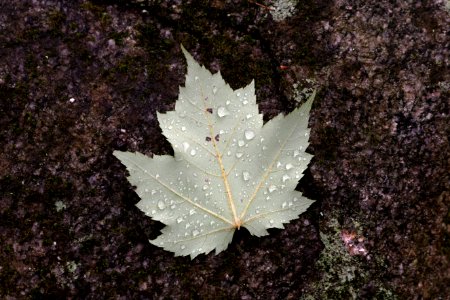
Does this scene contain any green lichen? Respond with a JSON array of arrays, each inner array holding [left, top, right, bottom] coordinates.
[[302, 218, 396, 299]]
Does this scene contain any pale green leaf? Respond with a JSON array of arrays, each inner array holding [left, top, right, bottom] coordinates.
[[113, 46, 315, 259]]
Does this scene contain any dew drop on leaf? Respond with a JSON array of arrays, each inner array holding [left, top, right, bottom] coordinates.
[[192, 230, 199, 237], [190, 149, 196, 156], [212, 86, 218, 94], [158, 201, 166, 209], [282, 174, 290, 182], [217, 106, 229, 117], [286, 163, 293, 170], [242, 171, 251, 181], [182, 142, 190, 152], [244, 130, 255, 140], [177, 217, 183, 223], [268, 185, 277, 193], [236, 152, 243, 158], [238, 140, 245, 147]]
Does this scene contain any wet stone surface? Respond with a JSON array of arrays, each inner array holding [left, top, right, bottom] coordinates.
[[0, 0, 448, 298]]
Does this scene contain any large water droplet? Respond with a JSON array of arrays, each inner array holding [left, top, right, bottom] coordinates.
[[157, 200, 166, 210], [268, 185, 277, 193], [217, 106, 229, 117], [182, 142, 190, 152], [242, 171, 250, 181], [244, 130, 255, 140]]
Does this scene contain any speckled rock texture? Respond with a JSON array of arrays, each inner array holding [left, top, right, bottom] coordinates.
[[0, 0, 448, 299]]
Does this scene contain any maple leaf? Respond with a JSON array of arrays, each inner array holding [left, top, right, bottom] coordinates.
[[113, 46, 315, 259]]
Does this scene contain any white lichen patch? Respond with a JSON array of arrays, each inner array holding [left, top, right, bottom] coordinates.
[[270, 0, 298, 21]]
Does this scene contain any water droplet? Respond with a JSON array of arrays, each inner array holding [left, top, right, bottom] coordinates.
[[282, 174, 290, 182], [182, 142, 190, 152], [190, 149, 196, 156], [192, 230, 199, 237], [282, 202, 287, 209], [180, 245, 186, 250], [185, 223, 191, 229], [293, 150, 300, 157], [242, 171, 250, 181], [269, 219, 274, 225], [236, 152, 243, 158], [243, 100, 248, 105], [145, 188, 149, 193], [189, 209, 196, 215], [268, 185, 277, 193], [276, 162, 282, 168], [181, 126, 186, 131], [226, 100, 231, 105], [286, 163, 294, 170], [194, 76, 199, 81], [157, 201, 165, 209], [217, 106, 229, 117], [155, 174, 160, 179], [238, 140, 245, 147], [202, 184, 208, 190], [246, 114, 252, 119], [236, 92, 241, 97], [177, 217, 183, 223], [244, 130, 255, 140], [212, 86, 218, 94]]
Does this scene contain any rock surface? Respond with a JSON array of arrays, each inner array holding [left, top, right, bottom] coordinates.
[[0, 0, 448, 298]]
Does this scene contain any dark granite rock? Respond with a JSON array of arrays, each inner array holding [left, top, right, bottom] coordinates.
[[0, 0, 448, 298]]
